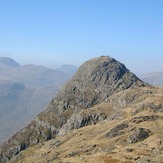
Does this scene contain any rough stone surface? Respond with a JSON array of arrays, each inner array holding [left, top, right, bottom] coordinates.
[[106, 122, 128, 138], [59, 110, 107, 135], [127, 128, 151, 144], [130, 115, 159, 124]]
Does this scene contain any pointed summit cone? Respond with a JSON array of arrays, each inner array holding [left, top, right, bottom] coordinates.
[[50, 56, 145, 111]]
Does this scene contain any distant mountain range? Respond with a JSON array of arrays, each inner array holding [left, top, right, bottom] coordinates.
[[56, 64, 77, 77], [140, 71, 163, 86], [0, 57, 77, 145]]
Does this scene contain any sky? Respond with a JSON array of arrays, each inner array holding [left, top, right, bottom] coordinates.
[[0, 0, 163, 75]]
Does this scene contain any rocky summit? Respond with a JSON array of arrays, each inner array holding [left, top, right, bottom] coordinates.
[[0, 56, 163, 163]]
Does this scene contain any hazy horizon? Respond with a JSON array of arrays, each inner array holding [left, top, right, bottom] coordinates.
[[1, 0, 163, 74]]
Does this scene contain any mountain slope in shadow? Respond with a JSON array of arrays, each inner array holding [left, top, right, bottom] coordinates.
[[0, 57, 77, 145]]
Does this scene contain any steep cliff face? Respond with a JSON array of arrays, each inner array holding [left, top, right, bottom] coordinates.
[[0, 56, 147, 162]]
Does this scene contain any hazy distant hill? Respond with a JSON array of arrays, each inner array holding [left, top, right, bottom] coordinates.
[[0, 57, 77, 145], [56, 64, 77, 77], [0, 80, 25, 119], [0, 57, 20, 67], [140, 71, 163, 86]]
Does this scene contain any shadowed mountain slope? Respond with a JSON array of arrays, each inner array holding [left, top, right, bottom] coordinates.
[[0, 58, 75, 145], [0, 56, 149, 162]]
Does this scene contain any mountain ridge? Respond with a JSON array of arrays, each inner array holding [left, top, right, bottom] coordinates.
[[0, 56, 152, 162]]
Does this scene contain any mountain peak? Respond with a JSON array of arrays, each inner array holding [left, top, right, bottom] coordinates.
[[56, 56, 145, 110], [0, 57, 20, 67], [0, 56, 147, 162]]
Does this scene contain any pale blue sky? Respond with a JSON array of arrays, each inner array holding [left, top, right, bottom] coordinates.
[[0, 0, 163, 74]]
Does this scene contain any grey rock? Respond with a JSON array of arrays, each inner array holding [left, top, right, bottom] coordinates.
[[130, 115, 159, 124], [59, 110, 107, 135], [131, 103, 163, 115], [127, 128, 151, 144], [106, 122, 128, 138]]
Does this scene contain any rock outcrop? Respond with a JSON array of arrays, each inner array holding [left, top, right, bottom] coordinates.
[[0, 56, 148, 162], [127, 128, 152, 144]]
